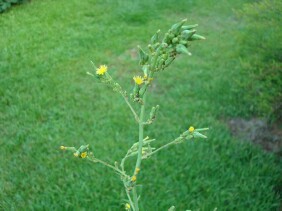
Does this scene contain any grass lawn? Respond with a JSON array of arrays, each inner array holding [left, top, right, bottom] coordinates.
[[0, 0, 281, 210]]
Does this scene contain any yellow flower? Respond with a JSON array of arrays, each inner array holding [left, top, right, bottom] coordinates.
[[125, 203, 131, 210], [96, 65, 108, 75], [131, 175, 137, 182], [135, 167, 140, 174], [81, 152, 87, 158], [60, 146, 66, 150], [133, 76, 144, 85], [189, 126, 195, 132], [73, 152, 79, 157]]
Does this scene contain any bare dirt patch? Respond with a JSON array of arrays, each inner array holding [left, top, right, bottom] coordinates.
[[228, 118, 282, 156]]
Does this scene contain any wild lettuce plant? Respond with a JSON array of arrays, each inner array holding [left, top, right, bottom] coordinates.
[[60, 19, 208, 211]]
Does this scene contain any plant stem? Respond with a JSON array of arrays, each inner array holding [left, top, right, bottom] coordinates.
[[132, 187, 139, 211], [123, 181, 135, 211], [122, 94, 140, 123], [135, 94, 146, 171], [87, 157, 129, 178], [132, 94, 146, 211], [144, 137, 184, 158]]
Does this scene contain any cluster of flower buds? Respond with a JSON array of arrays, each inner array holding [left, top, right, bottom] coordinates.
[[146, 19, 205, 72], [60, 144, 89, 159], [73, 144, 89, 158], [131, 19, 205, 103]]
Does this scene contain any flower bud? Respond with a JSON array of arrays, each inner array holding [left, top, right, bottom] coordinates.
[[138, 45, 149, 65], [131, 175, 137, 182], [168, 206, 176, 211], [162, 53, 169, 60], [172, 37, 179, 44], [142, 65, 149, 77], [161, 42, 168, 49], [148, 44, 154, 53], [170, 18, 187, 35], [77, 144, 89, 153], [193, 131, 207, 139], [181, 24, 198, 30], [139, 84, 148, 97], [181, 29, 196, 40], [133, 83, 140, 97], [176, 44, 192, 55], [125, 203, 131, 210], [179, 40, 188, 45], [156, 57, 165, 69], [151, 29, 160, 44], [73, 151, 80, 157], [149, 105, 159, 120], [168, 32, 175, 40], [153, 42, 160, 49], [164, 57, 175, 68], [163, 33, 171, 44], [135, 167, 140, 174], [188, 34, 206, 41], [60, 146, 66, 150]]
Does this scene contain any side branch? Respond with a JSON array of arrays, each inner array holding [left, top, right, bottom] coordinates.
[[87, 156, 129, 179], [143, 136, 184, 158], [121, 94, 140, 123]]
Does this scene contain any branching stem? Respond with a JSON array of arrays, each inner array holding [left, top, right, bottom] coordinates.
[[122, 94, 140, 123], [144, 137, 184, 158], [87, 157, 129, 178]]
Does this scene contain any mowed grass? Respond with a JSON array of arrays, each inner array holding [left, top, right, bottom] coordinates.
[[0, 0, 281, 210]]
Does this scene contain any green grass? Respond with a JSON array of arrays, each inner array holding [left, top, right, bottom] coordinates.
[[0, 0, 281, 210]]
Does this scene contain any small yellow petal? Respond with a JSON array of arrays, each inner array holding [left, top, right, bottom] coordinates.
[[60, 146, 66, 150], [81, 152, 87, 158], [73, 152, 79, 157], [135, 167, 140, 174], [189, 126, 195, 132], [125, 203, 131, 210], [131, 175, 137, 182]]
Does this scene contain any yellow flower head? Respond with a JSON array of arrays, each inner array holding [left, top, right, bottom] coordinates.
[[60, 146, 66, 150], [189, 126, 195, 133], [133, 76, 144, 85], [81, 152, 87, 158], [96, 65, 108, 75], [73, 152, 79, 157], [125, 203, 131, 210], [131, 175, 137, 182], [135, 167, 140, 174]]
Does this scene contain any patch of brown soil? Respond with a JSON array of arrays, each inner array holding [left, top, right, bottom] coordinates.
[[228, 118, 282, 155]]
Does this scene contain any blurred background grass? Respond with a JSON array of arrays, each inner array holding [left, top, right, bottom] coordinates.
[[0, 0, 281, 210]]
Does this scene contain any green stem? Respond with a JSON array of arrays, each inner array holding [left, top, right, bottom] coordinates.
[[123, 181, 135, 211], [132, 187, 139, 211], [87, 157, 129, 178], [132, 94, 146, 211], [134, 94, 146, 171], [144, 137, 184, 158]]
